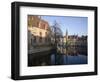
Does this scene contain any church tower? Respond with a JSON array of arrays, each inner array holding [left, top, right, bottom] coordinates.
[[66, 29, 68, 41]]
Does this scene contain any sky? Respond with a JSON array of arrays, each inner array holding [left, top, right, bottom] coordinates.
[[41, 15, 88, 36]]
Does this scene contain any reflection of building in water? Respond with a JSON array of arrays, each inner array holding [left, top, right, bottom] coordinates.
[[28, 15, 52, 54], [61, 29, 87, 55]]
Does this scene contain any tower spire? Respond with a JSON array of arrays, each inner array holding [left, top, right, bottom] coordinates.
[[66, 29, 68, 41], [66, 29, 68, 36]]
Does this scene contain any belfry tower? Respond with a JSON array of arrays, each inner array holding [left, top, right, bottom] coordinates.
[[66, 29, 68, 41]]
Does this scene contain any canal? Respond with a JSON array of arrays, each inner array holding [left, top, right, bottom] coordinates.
[[28, 52, 87, 66]]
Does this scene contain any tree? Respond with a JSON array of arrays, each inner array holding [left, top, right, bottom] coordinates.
[[51, 20, 63, 53]]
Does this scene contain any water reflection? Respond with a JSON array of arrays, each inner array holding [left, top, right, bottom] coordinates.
[[51, 54, 87, 65], [28, 44, 88, 66], [28, 53, 87, 66]]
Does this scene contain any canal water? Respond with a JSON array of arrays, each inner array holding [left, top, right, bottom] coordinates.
[[28, 53, 87, 66], [51, 54, 87, 65]]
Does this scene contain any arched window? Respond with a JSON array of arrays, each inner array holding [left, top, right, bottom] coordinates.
[[45, 32, 47, 42], [31, 38, 33, 46], [39, 32, 42, 42], [33, 36, 36, 43]]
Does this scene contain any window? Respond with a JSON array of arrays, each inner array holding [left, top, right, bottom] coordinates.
[[45, 32, 47, 36], [31, 38, 33, 46], [43, 24, 45, 29], [39, 37, 42, 42], [40, 32, 42, 36], [33, 36, 36, 43], [45, 32, 47, 42], [37, 21, 39, 27], [39, 32, 42, 42]]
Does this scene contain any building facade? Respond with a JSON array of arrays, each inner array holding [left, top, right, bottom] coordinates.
[[28, 15, 52, 54], [61, 29, 87, 55]]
